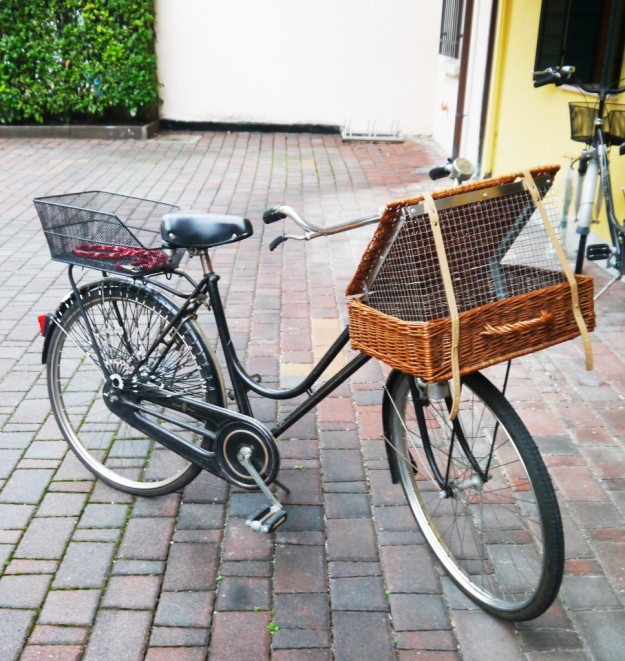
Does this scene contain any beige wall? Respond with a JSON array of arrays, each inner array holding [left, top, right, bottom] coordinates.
[[155, 0, 441, 136]]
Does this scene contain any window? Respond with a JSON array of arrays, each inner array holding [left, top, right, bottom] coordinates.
[[439, 0, 465, 59], [534, 0, 625, 86]]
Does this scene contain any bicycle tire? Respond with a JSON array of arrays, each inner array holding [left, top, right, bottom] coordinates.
[[47, 279, 226, 496], [384, 371, 564, 621]]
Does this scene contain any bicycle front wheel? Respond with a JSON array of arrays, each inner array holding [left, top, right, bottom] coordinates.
[[47, 279, 225, 496], [384, 371, 564, 621]]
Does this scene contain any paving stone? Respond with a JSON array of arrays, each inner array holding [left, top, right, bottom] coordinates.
[[29, 626, 88, 645], [176, 502, 225, 529], [222, 518, 274, 562], [381, 544, 440, 593], [274, 592, 330, 629], [216, 575, 271, 611], [154, 591, 214, 628], [324, 492, 370, 518], [15, 517, 76, 559], [209, 611, 271, 661], [83, 610, 152, 661], [389, 594, 451, 631], [117, 517, 175, 560], [328, 561, 382, 578], [0, 469, 54, 504], [52, 541, 115, 588], [110, 559, 166, 576], [272, 651, 332, 661], [149, 626, 209, 648], [574, 611, 625, 661], [145, 649, 206, 661], [101, 575, 161, 610], [162, 542, 219, 592], [332, 612, 395, 661], [0, 503, 35, 528], [326, 518, 378, 561], [0, 573, 51, 608], [35, 492, 87, 517], [38, 589, 101, 626], [3, 559, 58, 575], [20, 645, 83, 661], [78, 503, 129, 528], [452, 610, 522, 661], [220, 560, 273, 577], [0, 449, 21, 479], [272, 628, 332, 650], [274, 544, 326, 593], [560, 574, 622, 609], [330, 575, 389, 611], [0, 610, 37, 661], [279, 505, 324, 531], [516, 628, 584, 653]]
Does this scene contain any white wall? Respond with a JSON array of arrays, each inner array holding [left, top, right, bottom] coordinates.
[[155, 0, 441, 136], [433, 0, 494, 165]]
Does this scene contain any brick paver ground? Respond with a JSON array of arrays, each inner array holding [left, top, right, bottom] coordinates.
[[0, 131, 624, 660]]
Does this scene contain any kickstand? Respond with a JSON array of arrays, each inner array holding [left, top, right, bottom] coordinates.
[[594, 272, 624, 299]]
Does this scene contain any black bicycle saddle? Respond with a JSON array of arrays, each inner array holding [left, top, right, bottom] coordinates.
[[162, 211, 253, 249]]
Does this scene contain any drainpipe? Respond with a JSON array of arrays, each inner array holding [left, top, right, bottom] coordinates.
[[482, 0, 512, 177], [452, 0, 475, 159], [477, 0, 500, 175]]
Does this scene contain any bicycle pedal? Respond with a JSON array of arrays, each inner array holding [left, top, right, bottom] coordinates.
[[586, 243, 612, 260], [246, 504, 287, 534]]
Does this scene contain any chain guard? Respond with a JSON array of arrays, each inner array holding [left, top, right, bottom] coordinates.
[[107, 384, 280, 490], [214, 420, 280, 489]]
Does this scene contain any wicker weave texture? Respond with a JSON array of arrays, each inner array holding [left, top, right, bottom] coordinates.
[[348, 276, 595, 382]]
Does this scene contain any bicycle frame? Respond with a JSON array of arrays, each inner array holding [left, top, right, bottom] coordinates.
[[574, 113, 624, 274], [101, 263, 371, 444]]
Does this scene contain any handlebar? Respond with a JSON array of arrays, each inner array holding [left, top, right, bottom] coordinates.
[[532, 65, 625, 97], [262, 204, 380, 251], [265, 156, 476, 250], [428, 157, 475, 184]]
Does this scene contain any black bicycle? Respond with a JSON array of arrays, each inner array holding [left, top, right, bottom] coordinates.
[[534, 65, 625, 295], [34, 173, 563, 621]]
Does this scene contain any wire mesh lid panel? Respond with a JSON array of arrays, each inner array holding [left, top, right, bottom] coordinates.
[[346, 165, 564, 322], [34, 191, 183, 274]]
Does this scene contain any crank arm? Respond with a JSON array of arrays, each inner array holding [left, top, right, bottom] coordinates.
[[238, 447, 287, 533]]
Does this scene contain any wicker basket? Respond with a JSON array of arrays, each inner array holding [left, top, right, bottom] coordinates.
[[34, 191, 184, 275], [346, 165, 595, 382]]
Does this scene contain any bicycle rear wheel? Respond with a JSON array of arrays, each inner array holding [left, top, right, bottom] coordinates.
[[47, 279, 225, 496], [384, 371, 564, 621]]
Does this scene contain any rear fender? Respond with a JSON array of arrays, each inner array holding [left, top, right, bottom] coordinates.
[[39, 278, 138, 365]]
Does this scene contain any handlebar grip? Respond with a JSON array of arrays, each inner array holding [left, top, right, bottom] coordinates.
[[429, 165, 450, 180], [263, 206, 287, 224], [533, 73, 557, 88], [269, 235, 287, 251]]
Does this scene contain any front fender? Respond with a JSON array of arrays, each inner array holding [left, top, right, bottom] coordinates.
[[381, 369, 406, 484]]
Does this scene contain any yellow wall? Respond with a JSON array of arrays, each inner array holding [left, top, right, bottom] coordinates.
[[483, 0, 625, 240]]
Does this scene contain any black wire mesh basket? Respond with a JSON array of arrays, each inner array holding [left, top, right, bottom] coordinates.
[[569, 102, 625, 145], [34, 191, 184, 275]]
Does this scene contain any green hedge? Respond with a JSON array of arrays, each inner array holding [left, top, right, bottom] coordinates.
[[0, 0, 160, 124]]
